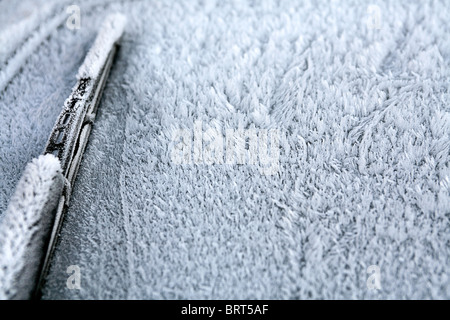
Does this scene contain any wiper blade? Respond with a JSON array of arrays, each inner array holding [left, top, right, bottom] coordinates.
[[0, 13, 126, 300]]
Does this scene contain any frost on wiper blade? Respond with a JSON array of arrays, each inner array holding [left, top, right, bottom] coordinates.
[[0, 13, 126, 300]]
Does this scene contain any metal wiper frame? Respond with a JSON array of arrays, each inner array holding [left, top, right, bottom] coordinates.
[[35, 43, 119, 297]]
